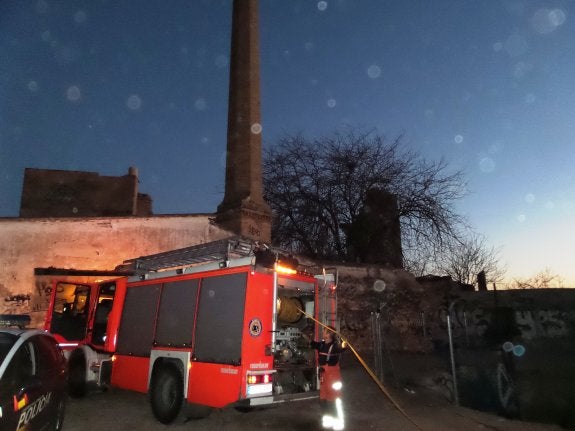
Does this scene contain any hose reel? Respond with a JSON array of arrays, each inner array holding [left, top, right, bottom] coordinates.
[[276, 296, 304, 324]]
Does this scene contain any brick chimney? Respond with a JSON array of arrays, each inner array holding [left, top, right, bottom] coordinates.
[[216, 0, 271, 242]]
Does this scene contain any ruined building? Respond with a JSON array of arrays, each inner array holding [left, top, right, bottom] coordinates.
[[19, 167, 152, 218]]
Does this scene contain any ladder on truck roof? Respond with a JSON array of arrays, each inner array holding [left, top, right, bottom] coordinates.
[[116, 237, 268, 273]]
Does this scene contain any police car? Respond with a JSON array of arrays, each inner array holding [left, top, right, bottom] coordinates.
[[0, 325, 67, 431]]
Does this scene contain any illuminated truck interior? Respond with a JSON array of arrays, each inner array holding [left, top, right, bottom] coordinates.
[[272, 275, 318, 396], [49, 281, 116, 345]]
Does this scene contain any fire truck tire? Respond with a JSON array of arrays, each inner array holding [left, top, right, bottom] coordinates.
[[68, 351, 87, 398], [150, 364, 185, 424]]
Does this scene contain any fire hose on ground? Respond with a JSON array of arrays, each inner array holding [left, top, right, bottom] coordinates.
[[297, 307, 425, 431]]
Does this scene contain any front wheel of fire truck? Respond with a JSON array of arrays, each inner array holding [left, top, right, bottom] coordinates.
[[150, 364, 185, 424]]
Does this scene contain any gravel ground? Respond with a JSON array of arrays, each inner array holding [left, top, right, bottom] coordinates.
[[63, 363, 564, 431]]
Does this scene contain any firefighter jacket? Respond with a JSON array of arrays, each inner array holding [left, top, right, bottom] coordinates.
[[311, 340, 346, 366]]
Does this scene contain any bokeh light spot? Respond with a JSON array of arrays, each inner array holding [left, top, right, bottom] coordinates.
[[73, 10, 87, 24], [194, 98, 207, 111], [367, 64, 381, 79], [479, 157, 495, 173], [488, 141, 503, 154], [66, 85, 81, 102], [454, 135, 463, 144], [525, 193, 535, 204], [532, 8, 566, 34], [317, 1, 328, 12], [250, 123, 262, 134], [327, 99, 336, 108], [126, 94, 142, 110], [41, 30, 51, 42], [28, 81, 39, 92], [549, 9, 566, 26], [517, 214, 526, 223]]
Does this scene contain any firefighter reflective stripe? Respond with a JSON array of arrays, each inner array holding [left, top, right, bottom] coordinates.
[[322, 397, 345, 430], [16, 392, 51, 430]]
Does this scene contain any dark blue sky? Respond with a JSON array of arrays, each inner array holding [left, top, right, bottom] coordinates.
[[1, 0, 574, 284]]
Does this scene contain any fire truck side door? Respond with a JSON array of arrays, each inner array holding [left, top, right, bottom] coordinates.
[[48, 282, 93, 343], [90, 282, 118, 347]]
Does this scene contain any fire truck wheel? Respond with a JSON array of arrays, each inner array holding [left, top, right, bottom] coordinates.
[[68, 352, 87, 398], [150, 364, 185, 424]]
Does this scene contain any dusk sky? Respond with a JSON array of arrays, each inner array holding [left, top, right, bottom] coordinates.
[[1, 0, 574, 286]]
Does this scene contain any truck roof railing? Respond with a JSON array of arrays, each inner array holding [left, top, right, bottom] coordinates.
[[116, 237, 264, 273]]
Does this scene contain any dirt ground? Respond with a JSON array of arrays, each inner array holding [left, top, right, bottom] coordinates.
[[63, 362, 564, 431]]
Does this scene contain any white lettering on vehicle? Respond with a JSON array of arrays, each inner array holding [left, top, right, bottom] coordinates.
[[249, 362, 269, 369], [17, 392, 52, 431], [220, 368, 239, 375]]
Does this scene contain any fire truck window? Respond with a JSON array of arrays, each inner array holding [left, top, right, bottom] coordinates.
[[50, 283, 90, 341], [193, 272, 247, 365], [91, 282, 116, 345], [155, 279, 199, 347], [115, 284, 161, 357]]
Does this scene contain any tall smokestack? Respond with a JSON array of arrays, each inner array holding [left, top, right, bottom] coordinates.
[[216, 0, 271, 242]]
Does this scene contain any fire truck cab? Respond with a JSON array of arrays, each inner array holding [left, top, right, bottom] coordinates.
[[44, 238, 338, 424]]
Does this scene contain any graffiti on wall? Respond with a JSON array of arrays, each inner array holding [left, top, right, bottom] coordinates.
[[2, 293, 32, 314], [32, 280, 53, 313], [441, 302, 570, 341], [0, 280, 53, 315]]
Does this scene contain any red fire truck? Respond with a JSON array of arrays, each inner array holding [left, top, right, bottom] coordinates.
[[44, 238, 338, 424]]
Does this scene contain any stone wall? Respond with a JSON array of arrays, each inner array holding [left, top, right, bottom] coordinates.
[[333, 267, 575, 353], [0, 214, 232, 325]]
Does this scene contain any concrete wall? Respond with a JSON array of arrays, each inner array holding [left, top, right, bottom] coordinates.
[[0, 214, 233, 324]]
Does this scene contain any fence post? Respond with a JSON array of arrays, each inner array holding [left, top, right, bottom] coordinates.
[[447, 313, 460, 406], [371, 312, 383, 381]]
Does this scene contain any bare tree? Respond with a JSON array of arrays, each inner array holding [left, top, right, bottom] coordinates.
[[509, 268, 564, 289], [435, 233, 506, 286], [263, 129, 468, 263]]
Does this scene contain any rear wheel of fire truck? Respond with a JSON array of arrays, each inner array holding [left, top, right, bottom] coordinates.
[[150, 364, 185, 424], [68, 351, 87, 398]]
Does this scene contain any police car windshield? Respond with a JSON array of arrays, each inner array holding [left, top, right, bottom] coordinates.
[[0, 332, 18, 363]]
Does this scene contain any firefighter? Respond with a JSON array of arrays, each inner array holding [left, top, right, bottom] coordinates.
[[310, 327, 346, 430]]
